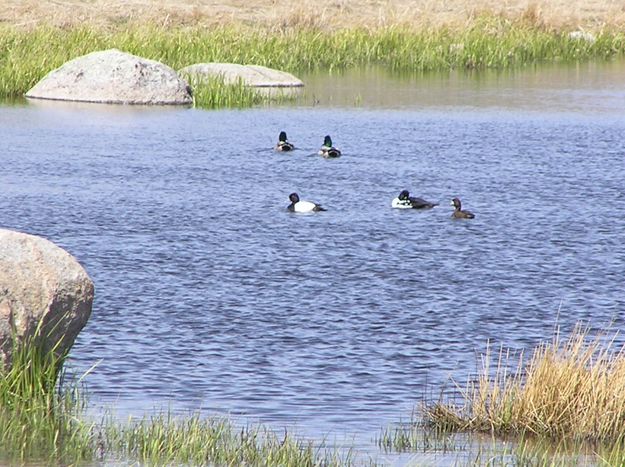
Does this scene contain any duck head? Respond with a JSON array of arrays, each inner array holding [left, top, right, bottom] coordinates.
[[399, 190, 410, 200], [323, 135, 333, 147], [289, 193, 300, 203], [279, 131, 288, 142], [451, 198, 462, 209]]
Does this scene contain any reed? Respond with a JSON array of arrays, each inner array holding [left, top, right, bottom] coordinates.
[[105, 412, 349, 466], [425, 325, 625, 445], [0, 334, 95, 463], [2, 17, 625, 107]]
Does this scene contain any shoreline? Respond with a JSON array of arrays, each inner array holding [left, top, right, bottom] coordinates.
[[2, 20, 622, 107]]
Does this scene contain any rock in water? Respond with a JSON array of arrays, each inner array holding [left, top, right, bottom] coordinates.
[[0, 229, 94, 369], [568, 31, 596, 43], [26, 49, 192, 105]]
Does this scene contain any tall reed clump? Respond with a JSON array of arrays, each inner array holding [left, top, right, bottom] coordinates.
[[425, 325, 625, 445], [2, 15, 625, 107], [105, 412, 349, 466], [0, 334, 95, 464]]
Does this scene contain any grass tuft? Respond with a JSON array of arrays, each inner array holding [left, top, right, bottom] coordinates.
[[182, 75, 299, 109], [105, 412, 350, 466], [425, 325, 625, 445], [0, 333, 95, 464], [186, 76, 266, 108]]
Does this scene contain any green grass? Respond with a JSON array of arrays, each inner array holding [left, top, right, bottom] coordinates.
[[105, 413, 352, 466], [187, 75, 266, 108], [0, 336, 349, 465], [0, 333, 95, 464], [183, 75, 281, 108], [2, 16, 625, 107]]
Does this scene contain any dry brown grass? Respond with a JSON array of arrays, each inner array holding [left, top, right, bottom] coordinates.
[[427, 325, 625, 444], [2, 0, 625, 31]]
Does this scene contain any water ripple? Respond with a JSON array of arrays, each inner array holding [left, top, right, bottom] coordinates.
[[1, 96, 624, 445]]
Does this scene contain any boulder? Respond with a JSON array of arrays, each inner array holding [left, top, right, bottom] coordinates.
[[179, 63, 304, 88], [0, 229, 94, 369], [568, 31, 596, 43], [26, 49, 193, 105]]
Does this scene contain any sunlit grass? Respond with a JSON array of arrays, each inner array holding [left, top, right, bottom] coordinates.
[[186, 76, 267, 108], [0, 333, 95, 464], [425, 325, 625, 445], [2, 16, 625, 107], [374, 325, 625, 464], [105, 413, 352, 466], [382, 403, 625, 465]]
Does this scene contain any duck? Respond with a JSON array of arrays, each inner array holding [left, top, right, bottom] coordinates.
[[450, 197, 475, 219], [287, 193, 326, 213], [318, 135, 341, 158], [275, 131, 295, 152], [391, 190, 438, 209]]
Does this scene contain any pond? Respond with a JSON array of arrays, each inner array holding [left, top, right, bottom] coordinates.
[[1, 60, 624, 463]]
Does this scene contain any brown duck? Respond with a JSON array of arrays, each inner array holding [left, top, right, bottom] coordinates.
[[450, 197, 475, 219]]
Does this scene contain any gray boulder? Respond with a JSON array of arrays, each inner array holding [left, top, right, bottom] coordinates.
[[0, 229, 94, 369], [568, 31, 596, 43], [180, 63, 304, 88], [26, 49, 192, 105]]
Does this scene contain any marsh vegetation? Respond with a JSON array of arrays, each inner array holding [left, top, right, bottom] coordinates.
[[414, 326, 625, 465], [5, 326, 625, 465], [2, 16, 624, 108]]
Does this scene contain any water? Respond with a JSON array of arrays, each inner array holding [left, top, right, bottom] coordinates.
[[1, 61, 625, 462]]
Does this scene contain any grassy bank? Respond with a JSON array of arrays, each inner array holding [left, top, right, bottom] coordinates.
[[2, 17, 625, 107], [425, 326, 625, 447]]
